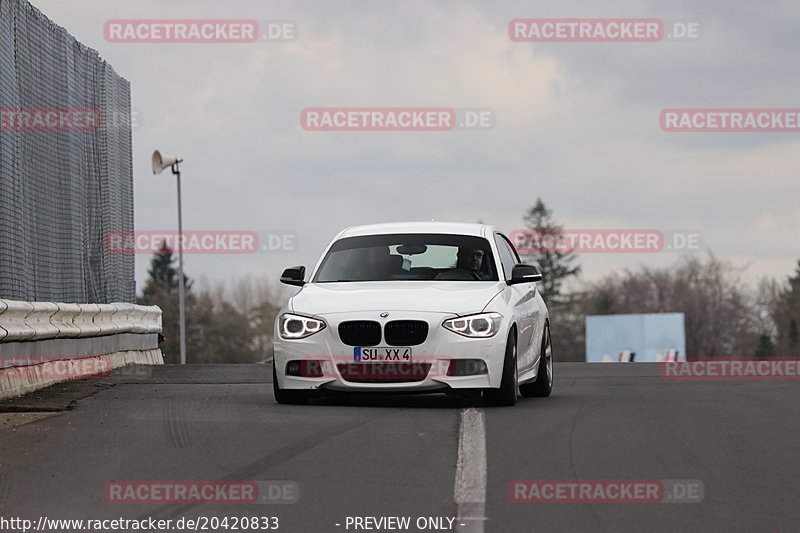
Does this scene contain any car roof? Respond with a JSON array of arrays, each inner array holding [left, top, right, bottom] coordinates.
[[338, 221, 501, 239]]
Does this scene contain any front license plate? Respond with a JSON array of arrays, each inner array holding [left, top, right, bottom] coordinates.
[[354, 347, 412, 362]]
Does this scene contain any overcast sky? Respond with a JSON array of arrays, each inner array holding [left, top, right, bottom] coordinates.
[[30, 0, 800, 293]]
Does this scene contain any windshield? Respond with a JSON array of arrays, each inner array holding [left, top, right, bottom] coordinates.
[[313, 233, 499, 282]]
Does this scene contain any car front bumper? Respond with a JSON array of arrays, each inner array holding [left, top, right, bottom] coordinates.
[[274, 311, 508, 392]]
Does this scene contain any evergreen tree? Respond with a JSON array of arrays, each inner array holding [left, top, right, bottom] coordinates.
[[592, 290, 615, 315], [520, 198, 581, 304], [754, 333, 776, 358], [142, 242, 191, 297], [138, 242, 192, 363], [777, 260, 800, 357]]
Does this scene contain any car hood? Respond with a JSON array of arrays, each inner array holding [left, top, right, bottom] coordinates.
[[290, 281, 505, 316]]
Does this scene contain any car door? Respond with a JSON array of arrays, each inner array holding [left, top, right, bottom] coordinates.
[[494, 233, 537, 373]]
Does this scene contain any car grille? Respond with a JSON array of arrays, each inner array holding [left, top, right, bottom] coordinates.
[[338, 321, 382, 346], [336, 363, 432, 383], [384, 320, 429, 346]]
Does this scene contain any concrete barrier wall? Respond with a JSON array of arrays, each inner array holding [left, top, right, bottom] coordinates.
[[0, 349, 163, 400], [0, 299, 163, 400]]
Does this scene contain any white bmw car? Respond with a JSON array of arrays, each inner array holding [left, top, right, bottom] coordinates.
[[273, 222, 552, 406]]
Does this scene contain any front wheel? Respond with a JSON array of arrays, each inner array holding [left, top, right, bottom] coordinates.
[[520, 323, 553, 398], [484, 331, 518, 407]]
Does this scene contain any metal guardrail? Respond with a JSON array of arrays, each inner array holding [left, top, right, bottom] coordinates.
[[0, 300, 162, 342]]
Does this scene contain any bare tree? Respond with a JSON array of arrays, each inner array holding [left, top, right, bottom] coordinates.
[[140, 268, 284, 364], [229, 274, 284, 361], [581, 255, 764, 359], [771, 260, 800, 357]]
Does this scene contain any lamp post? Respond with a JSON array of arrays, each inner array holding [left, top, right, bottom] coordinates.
[[152, 150, 187, 365]]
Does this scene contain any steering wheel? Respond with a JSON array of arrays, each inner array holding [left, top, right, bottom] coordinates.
[[436, 268, 482, 281]]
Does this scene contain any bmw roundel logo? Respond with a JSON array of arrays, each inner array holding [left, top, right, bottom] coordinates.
[[379, 312, 390, 318]]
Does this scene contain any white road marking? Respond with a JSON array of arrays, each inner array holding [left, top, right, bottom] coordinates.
[[454, 407, 487, 533]]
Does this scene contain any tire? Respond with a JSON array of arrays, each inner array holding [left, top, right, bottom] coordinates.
[[273, 360, 313, 404], [484, 330, 518, 407], [520, 322, 553, 398]]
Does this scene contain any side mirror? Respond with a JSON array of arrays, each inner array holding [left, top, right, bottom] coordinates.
[[509, 263, 542, 285], [280, 266, 306, 286]]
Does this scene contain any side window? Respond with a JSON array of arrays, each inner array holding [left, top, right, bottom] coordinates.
[[502, 234, 522, 263], [494, 234, 517, 280]]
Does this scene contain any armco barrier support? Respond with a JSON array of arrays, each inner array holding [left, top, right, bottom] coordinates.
[[140, 306, 161, 333], [0, 300, 36, 341], [75, 303, 102, 338], [94, 303, 119, 335], [52, 303, 82, 338], [111, 302, 135, 333], [28, 302, 60, 340], [0, 300, 8, 342]]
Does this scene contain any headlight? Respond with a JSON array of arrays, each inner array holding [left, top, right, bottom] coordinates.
[[443, 312, 502, 338], [279, 313, 326, 339]]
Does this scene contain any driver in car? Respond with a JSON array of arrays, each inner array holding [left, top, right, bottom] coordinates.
[[457, 247, 489, 280], [436, 247, 489, 280]]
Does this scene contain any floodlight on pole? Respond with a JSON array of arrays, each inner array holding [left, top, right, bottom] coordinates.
[[152, 150, 187, 365]]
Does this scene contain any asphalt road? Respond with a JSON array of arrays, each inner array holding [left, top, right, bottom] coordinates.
[[1, 363, 799, 533]]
